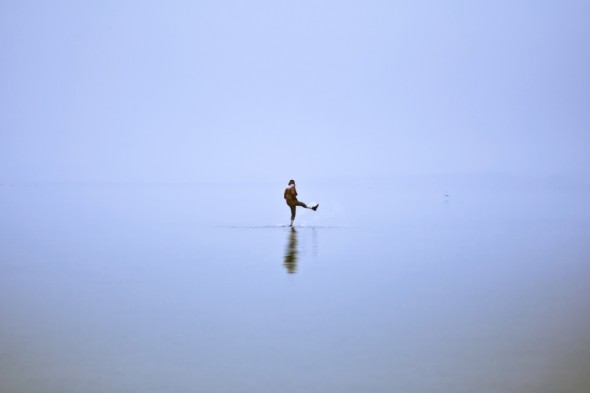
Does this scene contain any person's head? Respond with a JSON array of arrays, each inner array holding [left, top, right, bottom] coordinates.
[[288, 179, 295, 185]]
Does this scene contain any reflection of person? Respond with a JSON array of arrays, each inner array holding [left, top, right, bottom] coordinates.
[[284, 227, 298, 274], [284, 179, 318, 227]]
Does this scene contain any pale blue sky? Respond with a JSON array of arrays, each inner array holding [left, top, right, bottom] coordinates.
[[1, 0, 589, 183]]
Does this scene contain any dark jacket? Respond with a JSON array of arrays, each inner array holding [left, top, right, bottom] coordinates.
[[284, 185, 298, 205]]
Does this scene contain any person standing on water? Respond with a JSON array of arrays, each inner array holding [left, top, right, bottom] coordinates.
[[284, 179, 318, 227]]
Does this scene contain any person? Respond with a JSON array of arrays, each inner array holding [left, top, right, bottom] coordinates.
[[284, 179, 318, 227]]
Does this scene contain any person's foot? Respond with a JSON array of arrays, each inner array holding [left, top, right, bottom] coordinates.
[[312, 204, 319, 211]]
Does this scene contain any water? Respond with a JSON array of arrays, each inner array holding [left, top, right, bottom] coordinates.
[[1, 177, 589, 392]]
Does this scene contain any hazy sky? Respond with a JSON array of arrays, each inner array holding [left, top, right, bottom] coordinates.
[[2, 0, 589, 183]]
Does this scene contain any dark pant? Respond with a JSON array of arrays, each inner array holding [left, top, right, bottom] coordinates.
[[287, 200, 307, 219]]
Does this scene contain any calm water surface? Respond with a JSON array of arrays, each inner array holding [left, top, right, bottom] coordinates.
[[1, 179, 589, 392]]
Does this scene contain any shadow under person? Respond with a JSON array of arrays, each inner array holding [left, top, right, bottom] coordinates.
[[283, 227, 298, 274]]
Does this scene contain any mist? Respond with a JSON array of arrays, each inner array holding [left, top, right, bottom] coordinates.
[[2, 2, 590, 392], [2, 0, 589, 184]]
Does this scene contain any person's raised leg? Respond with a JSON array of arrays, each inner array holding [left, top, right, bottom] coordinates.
[[297, 201, 318, 211]]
